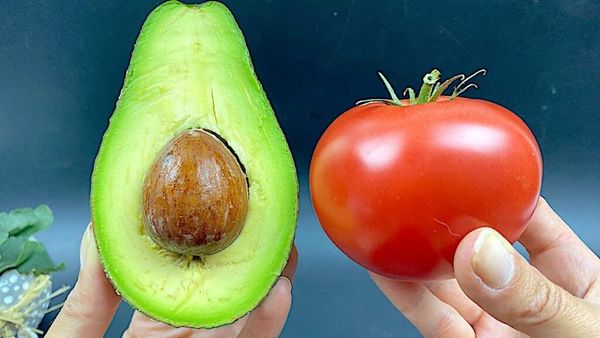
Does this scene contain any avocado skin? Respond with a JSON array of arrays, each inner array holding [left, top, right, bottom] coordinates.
[[91, 0, 298, 328]]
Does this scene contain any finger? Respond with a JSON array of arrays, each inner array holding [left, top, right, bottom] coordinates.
[[124, 246, 298, 338], [426, 280, 522, 336], [239, 277, 293, 338], [125, 282, 289, 338], [519, 197, 600, 297], [123, 311, 200, 338], [124, 311, 248, 338], [239, 245, 297, 338], [370, 273, 474, 338], [455, 227, 600, 337], [46, 223, 121, 338], [425, 279, 483, 324]]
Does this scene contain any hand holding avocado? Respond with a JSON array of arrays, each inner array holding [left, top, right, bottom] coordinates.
[[46, 224, 297, 338], [90, 0, 298, 329]]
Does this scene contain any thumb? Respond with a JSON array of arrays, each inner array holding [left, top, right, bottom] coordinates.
[[46, 223, 121, 338], [454, 227, 599, 337]]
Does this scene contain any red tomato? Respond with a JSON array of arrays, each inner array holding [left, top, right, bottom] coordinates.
[[309, 97, 542, 280]]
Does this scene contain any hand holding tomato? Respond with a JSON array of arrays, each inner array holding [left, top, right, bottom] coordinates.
[[371, 198, 600, 337], [310, 69, 542, 280], [310, 69, 600, 335]]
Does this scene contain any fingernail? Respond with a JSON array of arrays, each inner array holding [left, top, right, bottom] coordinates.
[[472, 229, 515, 289], [279, 276, 292, 290], [80, 225, 92, 271]]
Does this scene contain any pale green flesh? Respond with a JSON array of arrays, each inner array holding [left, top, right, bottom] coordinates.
[[90, 0, 298, 328]]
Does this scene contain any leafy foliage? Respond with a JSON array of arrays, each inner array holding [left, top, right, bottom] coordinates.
[[0, 205, 64, 275]]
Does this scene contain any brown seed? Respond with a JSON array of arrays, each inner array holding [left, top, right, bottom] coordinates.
[[142, 129, 248, 255]]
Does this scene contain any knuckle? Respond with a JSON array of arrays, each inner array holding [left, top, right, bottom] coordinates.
[[427, 311, 456, 337], [425, 310, 473, 338], [60, 288, 94, 321], [515, 281, 565, 328]]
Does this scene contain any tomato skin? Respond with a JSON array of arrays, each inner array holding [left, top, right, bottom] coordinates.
[[309, 97, 542, 280]]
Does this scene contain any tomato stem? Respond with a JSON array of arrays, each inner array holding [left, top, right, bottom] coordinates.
[[417, 69, 441, 103], [356, 68, 487, 107], [403, 87, 417, 104], [356, 72, 404, 106], [429, 74, 465, 102], [377, 72, 402, 105], [450, 69, 487, 99]]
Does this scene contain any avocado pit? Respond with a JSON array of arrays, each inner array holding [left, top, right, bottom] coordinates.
[[142, 129, 248, 256]]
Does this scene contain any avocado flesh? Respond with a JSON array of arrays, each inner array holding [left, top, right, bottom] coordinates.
[[90, 0, 298, 328]]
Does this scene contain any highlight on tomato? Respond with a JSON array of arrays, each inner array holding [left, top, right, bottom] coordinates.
[[309, 69, 542, 280]]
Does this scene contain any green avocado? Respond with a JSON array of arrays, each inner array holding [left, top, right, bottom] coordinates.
[[90, 0, 298, 328]]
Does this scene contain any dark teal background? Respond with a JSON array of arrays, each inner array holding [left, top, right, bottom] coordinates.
[[1, 0, 599, 337]]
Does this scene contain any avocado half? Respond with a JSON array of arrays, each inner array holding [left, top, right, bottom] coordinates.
[[90, 0, 298, 328]]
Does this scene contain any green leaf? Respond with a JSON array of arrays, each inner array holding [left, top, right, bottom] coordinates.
[[17, 241, 65, 275], [0, 205, 65, 275], [0, 237, 37, 275], [0, 204, 53, 236], [0, 231, 8, 247]]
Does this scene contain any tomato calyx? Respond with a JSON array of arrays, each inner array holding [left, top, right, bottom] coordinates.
[[356, 68, 487, 107]]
